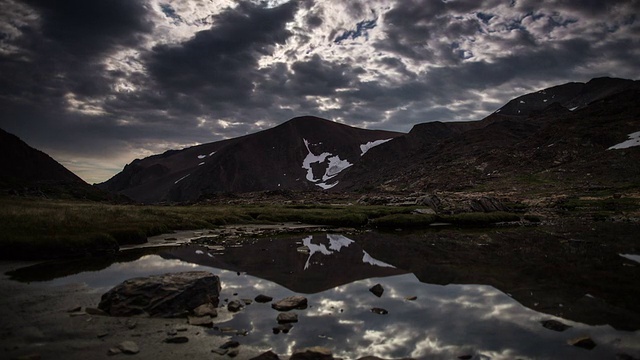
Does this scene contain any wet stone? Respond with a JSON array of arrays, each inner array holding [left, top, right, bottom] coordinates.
[[228, 300, 244, 312], [255, 294, 273, 303], [541, 319, 572, 332], [272, 296, 308, 311], [277, 312, 298, 324], [220, 340, 240, 349], [188, 315, 213, 327], [569, 336, 597, 350], [164, 336, 189, 344], [118, 340, 140, 354], [369, 284, 384, 297], [370, 307, 388, 315], [193, 303, 218, 317], [272, 323, 293, 334]]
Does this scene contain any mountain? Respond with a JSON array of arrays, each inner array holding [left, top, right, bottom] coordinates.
[[0, 128, 106, 199], [338, 77, 640, 196], [98, 116, 403, 203]]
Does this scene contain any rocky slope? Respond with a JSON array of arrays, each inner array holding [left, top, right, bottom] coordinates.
[[339, 77, 640, 197], [98, 116, 402, 203]]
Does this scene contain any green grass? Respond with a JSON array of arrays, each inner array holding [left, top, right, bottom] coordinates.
[[0, 196, 522, 260]]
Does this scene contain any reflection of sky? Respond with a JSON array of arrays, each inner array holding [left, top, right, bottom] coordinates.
[[30, 241, 640, 359]]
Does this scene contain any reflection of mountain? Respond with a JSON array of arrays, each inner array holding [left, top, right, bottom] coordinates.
[[161, 234, 407, 294], [354, 224, 640, 331]]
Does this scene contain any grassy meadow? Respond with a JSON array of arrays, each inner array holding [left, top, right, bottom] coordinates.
[[0, 196, 534, 260]]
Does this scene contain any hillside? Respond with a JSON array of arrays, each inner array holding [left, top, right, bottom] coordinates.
[[98, 116, 403, 202], [339, 77, 640, 198], [0, 128, 107, 199]]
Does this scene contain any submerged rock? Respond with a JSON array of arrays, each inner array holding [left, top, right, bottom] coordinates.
[[277, 312, 298, 324], [98, 271, 221, 318], [370, 307, 388, 315], [568, 336, 597, 350], [369, 284, 384, 297], [255, 294, 273, 303], [272, 296, 308, 311], [228, 300, 244, 312], [541, 319, 572, 332]]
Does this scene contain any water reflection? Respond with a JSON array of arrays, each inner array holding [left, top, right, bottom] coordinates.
[[161, 234, 407, 294], [6, 231, 640, 359]]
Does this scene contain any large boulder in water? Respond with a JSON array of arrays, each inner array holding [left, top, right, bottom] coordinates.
[[98, 271, 221, 317]]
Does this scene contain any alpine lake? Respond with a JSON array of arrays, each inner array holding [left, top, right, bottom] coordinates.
[[4, 221, 640, 360]]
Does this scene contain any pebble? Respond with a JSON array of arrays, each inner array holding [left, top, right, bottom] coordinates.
[[164, 336, 189, 344], [118, 340, 140, 354]]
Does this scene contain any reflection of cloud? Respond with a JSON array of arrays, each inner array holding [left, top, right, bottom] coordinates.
[[40, 247, 640, 360]]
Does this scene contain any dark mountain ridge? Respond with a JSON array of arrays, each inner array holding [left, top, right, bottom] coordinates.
[[339, 77, 640, 195], [0, 128, 108, 199], [98, 116, 403, 202]]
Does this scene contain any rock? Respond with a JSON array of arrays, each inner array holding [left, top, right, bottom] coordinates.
[[228, 300, 244, 312], [416, 195, 442, 212], [405, 296, 417, 301], [250, 350, 280, 360], [413, 208, 436, 215], [541, 319, 572, 332], [125, 319, 137, 329], [118, 340, 140, 354], [97, 332, 109, 338], [272, 323, 293, 334], [241, 298, 253, 305], [568, 336, 597, 350], [98, 271, 221, 317], [164, 336, 189, 344], [220, 340, 240, 349], [255, 294, 273, 303], [458, 355, 473, 360], [193, 303, 218, 317], [212, 348, 228, 355], [167, 329, 178, 336], [277, 312, 298, 324], [290, 347, 334, 360], [67, 306, 82, 313], [370, 307, 388, 315], [228, 349, 240, 357], [369, 284, 384, 297], [108, 347, 121, 356], [85, 307, 108, 316], [271, 296, 308, 311], [188, 315, 213, 327]]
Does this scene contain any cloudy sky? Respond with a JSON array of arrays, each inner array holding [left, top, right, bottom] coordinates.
[[1, 0, 638, 183]]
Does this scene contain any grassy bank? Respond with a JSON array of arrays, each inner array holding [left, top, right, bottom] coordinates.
[[0, 196, 526, 260]]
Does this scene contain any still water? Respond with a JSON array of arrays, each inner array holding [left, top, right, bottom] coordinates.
[[8, 231, 640, 359]]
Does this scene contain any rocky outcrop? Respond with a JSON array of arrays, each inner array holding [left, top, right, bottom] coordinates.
[[98, 271, 221, 317]]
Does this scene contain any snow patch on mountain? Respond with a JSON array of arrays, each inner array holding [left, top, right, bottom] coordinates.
[[362, 251, 395, 268], [197, 155, 206, 159], [174, 174, 190, 184], [301, 138, 352, 189], [608, 131, 640, 150], [360, 138, 393, 156]]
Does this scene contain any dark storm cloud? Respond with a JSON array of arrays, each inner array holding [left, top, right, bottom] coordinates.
[[1, 0, 639, 183], [146, 1, 297, 98], [21, 0, 153, 58]]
